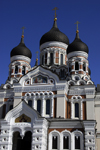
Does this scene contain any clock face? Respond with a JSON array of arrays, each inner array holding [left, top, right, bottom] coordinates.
[[15, 114, 31, 123]]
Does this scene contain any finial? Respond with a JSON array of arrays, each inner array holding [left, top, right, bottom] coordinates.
[[21, 26, 26, 38], [35, 51, 38, 66], [74, 21, 80, 33], [52, 7, 59, 21]]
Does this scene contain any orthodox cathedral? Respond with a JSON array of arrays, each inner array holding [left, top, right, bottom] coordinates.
[[0, 10, 100, 150]]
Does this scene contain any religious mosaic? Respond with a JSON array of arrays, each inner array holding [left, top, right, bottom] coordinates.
[[15, 114, 31, 123], [32, 75, 47, 83]]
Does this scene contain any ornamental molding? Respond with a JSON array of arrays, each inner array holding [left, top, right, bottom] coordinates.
[[10, 55, 31, 64], [14, 84, 67, 93], [67, 51, 88, 59], [40, 41, 68, 51]]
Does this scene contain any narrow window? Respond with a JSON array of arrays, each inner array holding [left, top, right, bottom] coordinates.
[[42, 55, 44, 65], [63, 136, 69, 149], [75, 62, 79, 70], [46, 99, 50, 115], [37, 100, 41, 114], [69, 67, 71, 73], [83, 62, 86, 71], [75, 103, 79, 118], [45, 53, 47, 64], [9, 105, 13, 110], [61, 54, 63, 65], [75, 136, 80, 149], [50, 53, 53, 65], [15, 66, 18, 74], [52, 136, 57, 149], [60, 69, 65, 78], [28, 100, 32, 107], [22, 66, 25, 75]]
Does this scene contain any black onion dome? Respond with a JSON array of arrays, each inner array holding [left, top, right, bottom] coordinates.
[[10, 37, 32, 59], [40, 19, 69, 46], [67, 31, 89, 54]]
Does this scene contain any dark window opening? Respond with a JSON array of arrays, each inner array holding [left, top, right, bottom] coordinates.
[[75, 103, 79, 118], [75, 62, 79, 70], [42, 55, 44, 65], [15, 66, 18, 74], [60, 69, 65, 78], [83, 62, 86, 71], [63, 136, 69, 149], [50, 53, 53, 65], [12, 131, 32, 150], [22, 66, 25, 75], [61, 54, 63, 65], [9, 105, 13, 110], [45, 53, 47, 64], [75, 136, 80, 149], [52, 136, 57, 149], [28, 100, 32, 107], [69, 67, 71, 73], [46, 99, 50, 114], [37, 100, 41, 114]]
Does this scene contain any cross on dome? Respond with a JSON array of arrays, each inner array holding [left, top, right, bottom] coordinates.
[[21, 26, 26, 38], [52, 7, 59, 20], [74, 21, 80, 31]]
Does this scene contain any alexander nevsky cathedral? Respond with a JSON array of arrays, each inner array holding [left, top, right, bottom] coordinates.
[[0, 8, 100, 150]]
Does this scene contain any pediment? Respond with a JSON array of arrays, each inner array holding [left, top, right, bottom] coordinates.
[[19, 66, 60, 86], [5, 100, 41, 124]]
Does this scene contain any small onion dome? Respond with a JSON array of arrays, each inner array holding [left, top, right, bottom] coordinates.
[[40, 18, 69, 46], [67, 30, 89, 54], [10, 36, 32, 59]]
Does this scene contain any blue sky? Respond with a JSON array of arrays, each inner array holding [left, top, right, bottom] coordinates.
[[0, 0, 100, 86]]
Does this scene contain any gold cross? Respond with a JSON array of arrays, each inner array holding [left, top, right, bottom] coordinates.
[[21, 26, 26, 35], [74, 21, 80, 30], [52, 7, 59, 18]]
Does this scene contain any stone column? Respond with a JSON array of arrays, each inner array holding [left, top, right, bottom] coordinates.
[[71, 101, 73, 119], [41, 97, 45, 117], [80, 101, 83, 120], [33, 97, 36, 110], [51, 97, 54, 117]]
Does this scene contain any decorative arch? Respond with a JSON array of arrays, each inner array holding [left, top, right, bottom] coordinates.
[[49, 130, 60, 150], [72, 130, 83, 150], [61, 130, 71, 150]]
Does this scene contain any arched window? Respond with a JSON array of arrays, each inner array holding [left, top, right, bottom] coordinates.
[[46, 99, 50, 115], [22, 66, 25, 75], [75, 136, 80, 149], [52, 136, 57, 149], [42, 55, 44, 65], [15, 66, 18, 74], [50, 53, 53, 65], [28, 100, 32, 107], [83, 62, 86, 71], [75, 103, 79, 118], [61, 54, 63, 65], [63, 136, 69, 149], [37, 100, 41, 114], [75, 62, 79, 70]]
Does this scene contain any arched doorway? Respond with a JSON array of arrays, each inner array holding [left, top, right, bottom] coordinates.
[[12, 131, 32, 150]]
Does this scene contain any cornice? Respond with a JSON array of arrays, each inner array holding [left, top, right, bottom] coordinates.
[[40, 41, 68, 51]]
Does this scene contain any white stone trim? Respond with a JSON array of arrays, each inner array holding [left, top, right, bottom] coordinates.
[[40, 41, 68, 51], [67, 51, 88, 59], [10, 55, 31, 63]]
